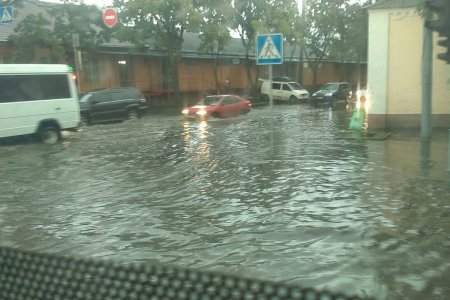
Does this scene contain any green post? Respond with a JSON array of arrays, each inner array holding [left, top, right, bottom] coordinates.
[[348, 108, 366, 131]]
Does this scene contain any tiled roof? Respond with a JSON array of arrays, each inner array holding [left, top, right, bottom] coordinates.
[[0, 0, 57, 42], [368, 0, 422, 10]]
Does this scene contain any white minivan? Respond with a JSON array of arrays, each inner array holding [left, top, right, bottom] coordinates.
[[260, 78, 310, 104], [0, 64, 80, 144]]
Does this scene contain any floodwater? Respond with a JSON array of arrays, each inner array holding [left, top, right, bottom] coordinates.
[[0, 104, 449, 299]]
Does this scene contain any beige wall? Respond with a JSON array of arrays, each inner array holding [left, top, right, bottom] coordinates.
[[433, 39, 450, 114], [368, 7, 450, 129], [387, 12, 423, 114]]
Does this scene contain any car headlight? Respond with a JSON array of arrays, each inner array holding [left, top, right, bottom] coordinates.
[[196, 109, 207, 116], [182, 108, 189, 115]]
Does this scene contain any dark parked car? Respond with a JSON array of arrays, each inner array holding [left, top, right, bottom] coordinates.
[[79, 87, 148, 125], [310, 82, 351, 106]]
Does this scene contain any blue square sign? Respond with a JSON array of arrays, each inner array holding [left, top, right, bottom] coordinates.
[[0, 6, 14, 25], [256, 34, 283, 65]]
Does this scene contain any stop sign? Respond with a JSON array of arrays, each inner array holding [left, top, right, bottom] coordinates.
[[103, 8, 118, 28]]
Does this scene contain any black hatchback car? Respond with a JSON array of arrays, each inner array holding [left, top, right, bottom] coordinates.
[[79, 87, 148, 125], [310, 82, 351, 106]]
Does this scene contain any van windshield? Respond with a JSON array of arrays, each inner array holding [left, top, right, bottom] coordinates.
[[288, 82, 305, 90]]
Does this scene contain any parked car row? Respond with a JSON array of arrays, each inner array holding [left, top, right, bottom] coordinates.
[[257, 78, 355, 107], [78, 81, 356, 127], [259, 78, 310, 104]]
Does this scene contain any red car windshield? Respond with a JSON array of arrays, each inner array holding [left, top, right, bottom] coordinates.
[[199, 96, 222, 106]]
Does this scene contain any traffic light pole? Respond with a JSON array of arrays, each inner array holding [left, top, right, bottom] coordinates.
[[72, 34, 81, 93], [421, 25, 433, 140]]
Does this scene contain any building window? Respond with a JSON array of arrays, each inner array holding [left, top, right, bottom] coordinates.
[[118, 58, 134, 87]]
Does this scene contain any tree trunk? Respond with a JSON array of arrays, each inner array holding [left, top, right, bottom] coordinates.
[[298, 45, 304, 84], [167, 52, 182, 108]]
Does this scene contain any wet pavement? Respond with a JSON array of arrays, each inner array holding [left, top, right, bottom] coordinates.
[[0, 104, 449, 299]]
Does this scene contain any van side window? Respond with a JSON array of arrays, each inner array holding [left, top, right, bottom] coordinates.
[[282, 84, 291, 91], [0, 74, 70, 103], [272, 83, 281, 89]]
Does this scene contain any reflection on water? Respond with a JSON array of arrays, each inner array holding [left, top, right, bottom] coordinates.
[[0, 106, 449, 299]]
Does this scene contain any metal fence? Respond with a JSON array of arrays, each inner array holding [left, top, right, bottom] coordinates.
[[0, 246, 372, 300]]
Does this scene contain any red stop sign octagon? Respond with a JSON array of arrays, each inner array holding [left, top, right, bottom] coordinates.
[[103, 8, 118, 28]]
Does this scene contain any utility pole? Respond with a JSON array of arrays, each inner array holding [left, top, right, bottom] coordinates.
[[421, 26, 433, 140], [424, 0, 450, 168], [72, 33, 81, 93]]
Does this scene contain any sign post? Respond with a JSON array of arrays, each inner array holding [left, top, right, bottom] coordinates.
[[256, 34, 283, 109], [103, 8, 118, 28]]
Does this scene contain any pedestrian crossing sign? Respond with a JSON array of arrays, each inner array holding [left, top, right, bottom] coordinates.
[[0, 6, 14, 25], [256, 34, 283, 65]]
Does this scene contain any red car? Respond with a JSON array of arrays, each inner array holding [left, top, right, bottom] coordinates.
[[182, 95, 252, 119]]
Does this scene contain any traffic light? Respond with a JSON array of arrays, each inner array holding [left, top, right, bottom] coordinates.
[[425, 0, 450, 63]]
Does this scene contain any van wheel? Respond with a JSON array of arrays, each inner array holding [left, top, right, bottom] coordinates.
[[289, 96, 297, 105], [39, 127, 60, 144], [127, 109, 140, 120]]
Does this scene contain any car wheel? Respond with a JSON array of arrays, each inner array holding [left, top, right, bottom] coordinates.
[[329, 96, 337, 107], [211, 112, 220, 118], [289, 96, 297, 105], [127, 109, 140, 120], [80, 114, 90, 126], [38, 127, 60, 144]]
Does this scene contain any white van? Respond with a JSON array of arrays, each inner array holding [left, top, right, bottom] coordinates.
[[260, 79, 310, 104], [0, 64, 80, 144]]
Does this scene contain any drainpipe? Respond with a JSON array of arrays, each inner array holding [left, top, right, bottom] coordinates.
[[448, 129, 450, 171], [421, 24, 433, 140]]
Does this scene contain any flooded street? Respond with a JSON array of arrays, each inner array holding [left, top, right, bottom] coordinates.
[[1, 104, 449, 299]]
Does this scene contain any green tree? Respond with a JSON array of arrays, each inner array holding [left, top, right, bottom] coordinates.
[[264, 0, 301, 79], [10, 0, 109, 65], [303, 0, 350, 88], [10, 13, 63, 63], [328, 2, 368, 84], [197, 1, 233, 93], [230, 0, 298, 97], [52, 0, 110, 57], [230, 0, 265, 93], [113, 0, 202, 107]]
